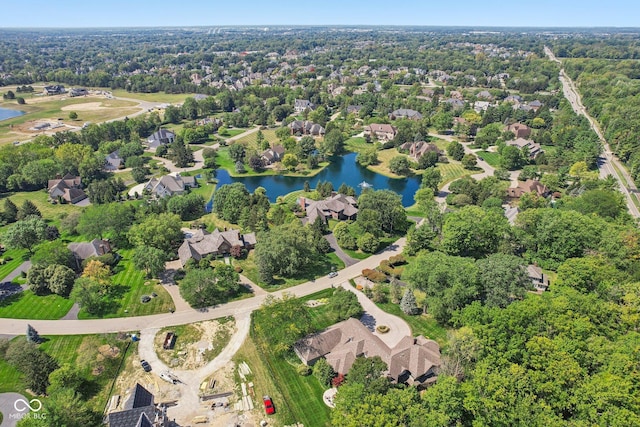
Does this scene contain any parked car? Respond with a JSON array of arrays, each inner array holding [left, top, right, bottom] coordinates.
[[263, 396, 275, 415], [140, 360, 151, 372], [328, 271, 338, 278]]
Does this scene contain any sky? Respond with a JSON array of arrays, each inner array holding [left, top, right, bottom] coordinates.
[[2, 0, 639, 28]]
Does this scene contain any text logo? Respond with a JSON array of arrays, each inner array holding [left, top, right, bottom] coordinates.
[[14, 398, 43, 413]]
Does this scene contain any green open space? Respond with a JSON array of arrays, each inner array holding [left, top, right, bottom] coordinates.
[[0, 248, 28, 281], [0, 290, 74, 320], [78, 249, 175, 319], [233, 128, 280, 149], [216, 146, 330, 178], [476, 150, 502, 168], [1, 190, 81, 227], [220, 128, 248, 139]]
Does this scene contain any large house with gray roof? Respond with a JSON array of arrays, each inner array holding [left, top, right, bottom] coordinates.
[[146, 129, 175, 151], [143, 174, 197, 198], [300, 193, 358, 225], [389, 108, 423, 121], [294, 317, 441, 388], [177, 228, 256, 266]]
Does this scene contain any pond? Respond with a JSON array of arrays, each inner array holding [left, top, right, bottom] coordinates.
[[212, 152, 422, 207], [0, 107, 25, 121]]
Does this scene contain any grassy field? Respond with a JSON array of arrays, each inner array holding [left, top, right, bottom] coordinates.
[[0, 290, 75, 319], [344, 136, 372, 152], [220, 128, 248, 139], [78, 249, 174, 319], [233, 128, 279, 149], [216, 146, 330, 178], [234, 250, 344, 291], [0, 248, 28, 281], [376, 302, 448, 345], [477, 150, 502, 168], [367, 148, 408, 178], [1, 190, 81, 227], [438, 162, 472, 185], [0, 96, 139, 145], [110, 89, 194, 103], [0, 333, 138, 412]]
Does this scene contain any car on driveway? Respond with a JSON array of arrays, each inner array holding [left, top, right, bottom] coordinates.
[[263, 396, 275, 415], [328, 271, 338, 278], [140, 360, 151, 372]]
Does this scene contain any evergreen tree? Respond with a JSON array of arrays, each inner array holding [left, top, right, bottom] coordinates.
[[17, 199, 41, 220], [3, 198, 18, 223], [26, 324, 40, 343], [400, 289, 419, 315]]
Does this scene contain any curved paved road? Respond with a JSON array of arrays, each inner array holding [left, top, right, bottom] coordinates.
[[0, 239, 405, 336], [0, 393, 28, 427]]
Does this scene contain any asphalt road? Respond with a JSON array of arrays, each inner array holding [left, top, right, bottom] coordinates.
[[0, 238, 405, 336], [544, 46, 640, 218], [0, 393, 29, 427]]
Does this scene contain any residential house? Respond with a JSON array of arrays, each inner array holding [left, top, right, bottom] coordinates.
[[473, 101, 491, 113], [146, 129, 175, 151], [506, 123, 532, 139], [399, 141, 440, 160], [69, 88, 88, 97], [389, 109, 423, 121], [294, 99, 315, 113], [261, 144, 285, 165], [144, 174, 197, 198], [47, 174, 87, 204], [527, 264, 550, 292], [347, 105, 363, 115], [107, 383, 167, 427], [443, 98, 465, 110], [505, 137, 542, 158], [43, 85, 65, 95], [503, 94, 523, 104], [300, 193, 358, 225], [289, 120, 325, 136], [529, 100, 544, 112], [177, 228, 256, 266], [476, 90, 493, 100], [68, 239, 112, 269], [294, 317, 441, 388], [506, 179, 549, 198], [105, 151, 123, 171], [364, 123, 397, 142]]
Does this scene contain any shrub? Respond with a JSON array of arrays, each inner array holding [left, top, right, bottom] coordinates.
[[297, 364, 311, 376], [362, 269, 387, 283], [376, 325, 390, 333]]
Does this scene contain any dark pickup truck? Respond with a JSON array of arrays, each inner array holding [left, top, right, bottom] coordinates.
[[163, 332, 176, 350]]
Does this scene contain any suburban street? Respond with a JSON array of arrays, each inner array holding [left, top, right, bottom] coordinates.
[[544, 46, 640, 218], [0, 238, 405, 336]]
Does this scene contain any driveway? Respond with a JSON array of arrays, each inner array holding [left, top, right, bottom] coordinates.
[[0, 393, 29, 427], [324, 233, 358, 267], [339, 282, 411, 348]]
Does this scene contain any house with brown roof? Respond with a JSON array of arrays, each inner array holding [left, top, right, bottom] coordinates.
[[47, 174, 87, 204], [505, 137, 542, 158], [506, 123, 532, 139], [507, 179, 549, 198], [144, 174, 197, 198], [261, 144, 286, 165], [389, 109, 423, 121], [399, 141, 441, 160], [177, 228, 256, 266], [294, 318, 440, 388], [289, 120, 325, 136], [364, 123, 397, 142], [300, 193, 358, 225]]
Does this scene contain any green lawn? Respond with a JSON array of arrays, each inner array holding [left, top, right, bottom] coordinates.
[[234, 129, 279, 149], [220, 128, 247, 139], [1, 191, 81, 227], [0, 290, 74, 320], [78, 249, 174, 319], [438, 162, 473, 185], [376, 302, 448, 345], [0, 248, 28, 281], [0, 359, 22, 393], [477, 150, 502, 168], [344, 136, 371, 152], [234, 250, 344, 291]]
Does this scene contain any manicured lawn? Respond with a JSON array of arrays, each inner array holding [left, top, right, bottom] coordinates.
[[78, 249, 174, 319], [0, 290, 74, 320], [367, 148, 408, 178], [343, 248, 372, 260], [234, 250, 344, 291], [0, 359, 22, 393], [216, 146, 330, 178], [437, 162, 472, 185], [344, 136, 371, 152], [234, 129, 279, 149], [1, 191, 81, 227], [477, 150, 502, 167], [220, 128, 248, 139], [0, 248, 28, 281], [376, 301, 448, 345], [237, 334, 331, 427]]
